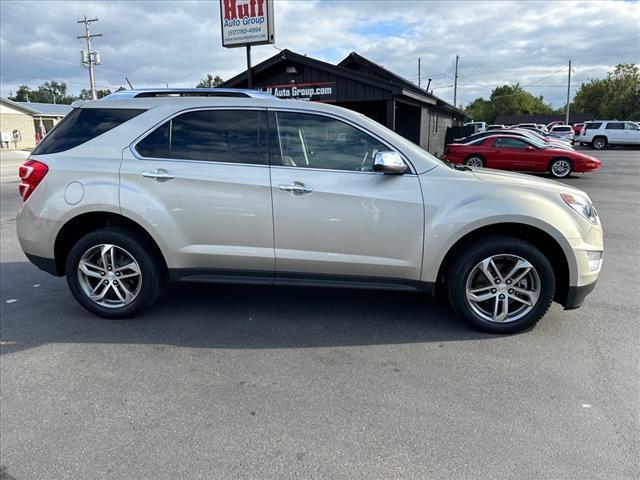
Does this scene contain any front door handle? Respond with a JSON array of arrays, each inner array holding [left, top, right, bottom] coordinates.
[[278, 182, 313, 195], [142, 168, 175, 181]]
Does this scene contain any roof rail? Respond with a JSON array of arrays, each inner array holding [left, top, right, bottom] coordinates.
[[102, 88, 273, 100]]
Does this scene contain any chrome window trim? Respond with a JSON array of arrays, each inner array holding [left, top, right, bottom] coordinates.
[[129, 105, 416, 174], [268, 107, 416, 174]]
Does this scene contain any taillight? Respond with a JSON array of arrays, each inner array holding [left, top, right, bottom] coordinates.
[[18, 160, 48, 201]]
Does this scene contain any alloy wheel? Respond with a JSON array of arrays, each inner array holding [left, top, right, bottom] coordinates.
[[465, 254, 541, 323], [77, 244, 142, 308], [551, 159, 571, 177], [465, 156, 484, 167]]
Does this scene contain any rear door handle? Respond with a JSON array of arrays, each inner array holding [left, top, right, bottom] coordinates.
[[142, 169, 175, 181], [278, 182, 313, 194]]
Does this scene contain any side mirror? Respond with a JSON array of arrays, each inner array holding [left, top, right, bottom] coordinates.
[[373, 151, 407, 174]]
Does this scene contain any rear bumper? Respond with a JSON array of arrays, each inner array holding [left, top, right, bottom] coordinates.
[[25, 253, 60, 276], [564, 281, 597, 310]]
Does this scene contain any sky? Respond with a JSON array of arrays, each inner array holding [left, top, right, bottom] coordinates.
[[1, 0, 639, 107]]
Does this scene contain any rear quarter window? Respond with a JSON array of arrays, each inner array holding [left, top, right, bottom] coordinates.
[[585, 122, 602, 130], [32, 108, 144, 155]]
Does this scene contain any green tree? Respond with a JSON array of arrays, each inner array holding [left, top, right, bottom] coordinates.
[[573, 63, 639, 120], [464, 97, 494, 123], [9, 85, 33, 102], [78, 88, 113, 100], [464, 84, 554, 123], [36, 81, 77, 104], [9, 81, 77, 104], [196, 74, 224, 88]]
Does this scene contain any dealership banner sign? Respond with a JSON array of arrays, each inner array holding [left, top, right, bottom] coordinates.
[[220, 0, 275, 48], [258, 82, 337, 102]]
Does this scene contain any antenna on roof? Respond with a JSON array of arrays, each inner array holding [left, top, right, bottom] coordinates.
[[125, 77, 134, 89]]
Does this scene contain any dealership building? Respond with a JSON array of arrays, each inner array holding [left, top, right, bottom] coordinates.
[[221, 49, 468, 156]]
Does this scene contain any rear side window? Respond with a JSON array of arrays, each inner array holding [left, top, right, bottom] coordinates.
[[135, 110, 266, 165], [606, 122, 624, 130], [32, 108, 144, 155], [494, 137, 529, 149], [585, 122, 602, 130]]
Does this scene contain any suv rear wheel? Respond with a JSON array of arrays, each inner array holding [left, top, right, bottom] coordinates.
[[592, 136, 607, 150], [447, 236, 555, 333], [65, 227, 165, 319]]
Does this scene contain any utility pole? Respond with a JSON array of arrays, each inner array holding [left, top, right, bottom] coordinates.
[[418, 57, 421, 88], [453, 55, 459, 107], [565, 60, 572, 125], [77, 15, 102, 100]]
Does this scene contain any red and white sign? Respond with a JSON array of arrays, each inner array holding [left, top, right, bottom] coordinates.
[[220, 0, 275, 48]]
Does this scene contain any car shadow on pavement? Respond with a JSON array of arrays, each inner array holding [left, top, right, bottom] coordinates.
[[1, 261, 496, 355]]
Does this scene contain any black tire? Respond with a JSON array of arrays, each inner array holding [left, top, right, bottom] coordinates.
[[464, 155, 485, 167], [548, 158, 573, 178], [447, 235, 555, 334], [65, 227, 165, 319], [592, 136, 607, 150]]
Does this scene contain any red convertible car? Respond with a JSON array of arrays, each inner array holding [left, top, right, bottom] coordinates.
[[443, 135, 601, 178]]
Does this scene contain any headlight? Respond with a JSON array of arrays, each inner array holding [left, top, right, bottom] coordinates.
[[561, 193, 600, 225]]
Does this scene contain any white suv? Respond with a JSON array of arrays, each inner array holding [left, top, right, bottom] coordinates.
[[16, 89, 603, 333], [579, 120, 640, 149]]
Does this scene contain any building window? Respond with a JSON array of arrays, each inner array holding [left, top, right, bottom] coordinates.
[[433, 113, 438, 134]]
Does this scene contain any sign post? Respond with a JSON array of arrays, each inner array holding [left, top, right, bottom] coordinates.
[[220, 0, 275, 89], [246, 44, 252, 89]]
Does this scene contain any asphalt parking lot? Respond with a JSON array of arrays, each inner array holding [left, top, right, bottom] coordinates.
[[1, 147, 638, 480]]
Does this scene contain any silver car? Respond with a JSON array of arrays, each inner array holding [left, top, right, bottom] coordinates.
[[16, 89, 603, 333], [549, 125, 576, 143]]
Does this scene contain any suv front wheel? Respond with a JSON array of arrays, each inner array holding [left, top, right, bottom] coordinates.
[[447, 236, 555, 333], [65, 227, 165, 319]]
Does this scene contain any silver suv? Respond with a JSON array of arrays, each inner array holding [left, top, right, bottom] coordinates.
[[16, 89, 603, 333]]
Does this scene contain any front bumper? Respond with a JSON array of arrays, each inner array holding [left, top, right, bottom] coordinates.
[[564, 281, 597, 310]]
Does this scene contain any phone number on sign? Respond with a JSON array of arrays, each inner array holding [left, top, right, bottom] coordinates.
[[227, 27, 262, 36]]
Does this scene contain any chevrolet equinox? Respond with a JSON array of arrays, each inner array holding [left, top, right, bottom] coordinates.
[[16, 89, 603, 333]]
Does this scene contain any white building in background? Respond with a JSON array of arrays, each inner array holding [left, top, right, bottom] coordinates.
[[0, 97, 72, 149]]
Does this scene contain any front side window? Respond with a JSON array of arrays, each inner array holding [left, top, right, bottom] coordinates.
[[494, 137, 529, 149], [33, 108, 144, 155], [135, 110, 266, 165], [606, 122, 624, 130], [273, 112, 389, 172], [625, 122, 639, 130]]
